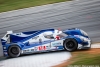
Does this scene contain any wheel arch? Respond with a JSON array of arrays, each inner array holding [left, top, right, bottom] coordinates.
[[64, 37, 78, 44], [8, 43, 22, 51], [63, 36, 82, 45]]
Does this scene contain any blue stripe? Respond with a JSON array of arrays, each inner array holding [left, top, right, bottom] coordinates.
[[20, 29, 54, 42]]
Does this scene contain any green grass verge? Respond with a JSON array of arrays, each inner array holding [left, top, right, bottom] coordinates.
[[67, 52, 100, 67], [0, 0, 70, 13], [71, 54, 100, 65]]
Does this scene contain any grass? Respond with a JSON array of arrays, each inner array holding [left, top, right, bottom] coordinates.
[[67, 50, 100, 67], [71, 54, 100, 65], [0, 0, 70, 13]]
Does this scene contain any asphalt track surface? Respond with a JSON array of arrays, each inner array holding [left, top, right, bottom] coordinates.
[[0, 0, 100, 66], [0, 0, 100, 43]]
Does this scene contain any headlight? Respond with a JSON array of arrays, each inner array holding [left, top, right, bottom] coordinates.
[[80, 30, 88, 36], [80, 36, 88, 42]]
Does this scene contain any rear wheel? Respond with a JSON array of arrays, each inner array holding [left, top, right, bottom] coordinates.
[[8, 45, 21, 58], [64, 39, 78, 51]]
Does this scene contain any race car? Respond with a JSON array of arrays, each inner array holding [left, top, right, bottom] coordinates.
[[1, 28, 91, 58]]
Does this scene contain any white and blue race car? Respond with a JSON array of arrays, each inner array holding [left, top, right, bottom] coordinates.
[[1, 28, 91, 58]]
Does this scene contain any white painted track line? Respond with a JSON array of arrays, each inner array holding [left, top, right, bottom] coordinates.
[[0, 51, 71, 67]]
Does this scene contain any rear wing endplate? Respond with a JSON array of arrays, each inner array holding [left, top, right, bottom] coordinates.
[[1, 31, 13, 45]]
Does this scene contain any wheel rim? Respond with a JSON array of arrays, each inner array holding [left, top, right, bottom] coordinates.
[[10, 47, 19, 55], [65, 41, 75, 49]]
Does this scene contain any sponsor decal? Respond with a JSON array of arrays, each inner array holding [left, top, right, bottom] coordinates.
[[52, 42, 61, 46], [31, 49, 34, 51], [23, 49, 30, 53], [34, 45, 51, 51], [34, 47, 38, 51], [38, 46, 46, 50], [23, 45, 51, 53], [23, 49, 34, 53], [46, 45, 51, 49], [34, 46, 47, 51]]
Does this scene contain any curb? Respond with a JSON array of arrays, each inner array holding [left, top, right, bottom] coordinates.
[[91, 43, 100, 48]]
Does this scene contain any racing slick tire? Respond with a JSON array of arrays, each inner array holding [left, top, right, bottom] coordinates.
[[8, 45, 21, 58], [63, 38, 78, 52]]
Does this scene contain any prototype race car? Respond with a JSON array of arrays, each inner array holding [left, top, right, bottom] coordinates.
[[1, 28, 91, 58]]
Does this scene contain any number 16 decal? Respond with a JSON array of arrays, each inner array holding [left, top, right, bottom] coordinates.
[[38, 46, 46, 50]]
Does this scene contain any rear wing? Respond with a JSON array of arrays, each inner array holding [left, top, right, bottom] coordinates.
[[1, 31, 13, 45]]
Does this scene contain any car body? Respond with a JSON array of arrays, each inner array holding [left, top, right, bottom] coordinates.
[[1, 28, 91, 58]]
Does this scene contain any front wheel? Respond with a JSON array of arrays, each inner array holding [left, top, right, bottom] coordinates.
[[63, 39, 78, 51], [8, 45, 21, 58]]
